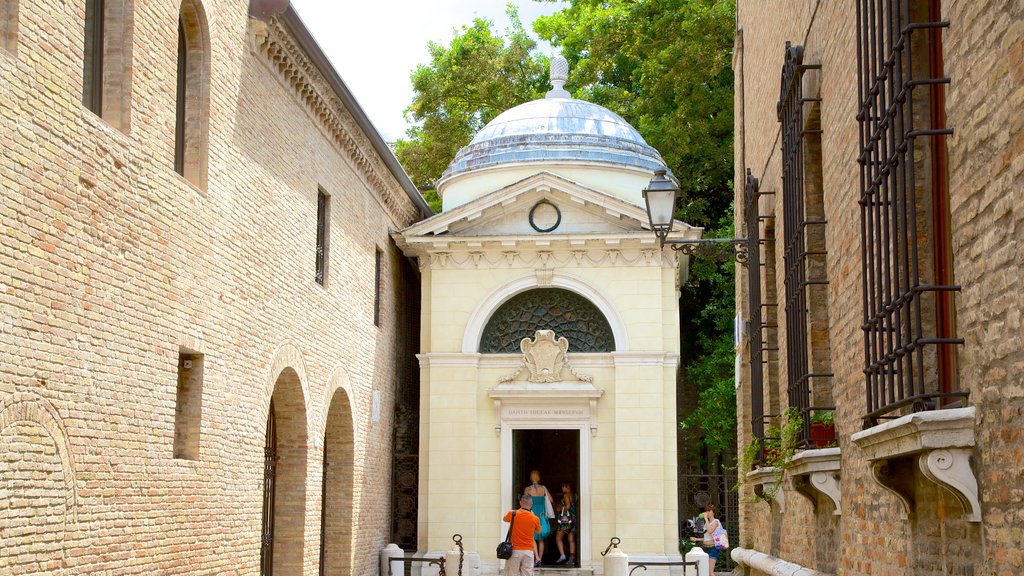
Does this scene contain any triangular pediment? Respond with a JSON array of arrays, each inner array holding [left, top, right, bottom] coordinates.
[[401, 172, 695, 239]]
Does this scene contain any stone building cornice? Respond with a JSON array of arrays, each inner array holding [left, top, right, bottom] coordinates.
[[251, 15, 426, 226], [400, 236, 681, 271]]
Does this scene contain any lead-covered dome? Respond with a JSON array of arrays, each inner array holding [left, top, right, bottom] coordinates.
[[437, 56, 672, 211], [442, 97, 668, 179]]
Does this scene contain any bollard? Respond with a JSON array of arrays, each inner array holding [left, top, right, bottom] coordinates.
[[603, 546, 628, 576], [380, 543, 403, 576], [685, 547, 710, 576], [444, 534, 465, 576]]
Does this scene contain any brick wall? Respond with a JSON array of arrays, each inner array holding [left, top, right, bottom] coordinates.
[[0, 1, 422, 574], [734, 0, 1024, 574]]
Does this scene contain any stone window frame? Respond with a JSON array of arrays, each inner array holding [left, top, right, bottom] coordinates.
[[81, 0, 133, 132], [174, 0, 211, 190]]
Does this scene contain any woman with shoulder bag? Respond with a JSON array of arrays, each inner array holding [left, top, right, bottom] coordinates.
[[701, 504, 726, 573]]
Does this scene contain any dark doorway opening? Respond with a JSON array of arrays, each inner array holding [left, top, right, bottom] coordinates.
[[512, 429, 580, 566]]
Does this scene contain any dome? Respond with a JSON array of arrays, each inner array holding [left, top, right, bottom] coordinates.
[[439, 98, 668, 179], [436, 56, 672, 211]]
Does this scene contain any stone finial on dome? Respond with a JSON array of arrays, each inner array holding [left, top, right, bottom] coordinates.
[[546, 55, 571, 99]]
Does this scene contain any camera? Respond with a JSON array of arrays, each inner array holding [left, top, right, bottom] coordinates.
[[681, 516, 706, 540]]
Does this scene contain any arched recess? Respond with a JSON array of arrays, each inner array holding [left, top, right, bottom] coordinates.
[[320, 384, 354, 576], [175, 0, 210, 189], [462, 272, 629, 353], [0, 393, 78, 575], [81, 0, 134, 129], [261, 365, 309, 576]]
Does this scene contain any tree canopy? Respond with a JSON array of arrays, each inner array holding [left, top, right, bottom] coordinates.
[[395, 0, 738, 461], [394, 6, 549, 193]]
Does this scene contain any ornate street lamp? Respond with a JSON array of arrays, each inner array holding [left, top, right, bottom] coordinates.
[[642, 169, 748, 264]]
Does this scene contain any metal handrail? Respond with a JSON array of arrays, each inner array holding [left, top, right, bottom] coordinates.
[[628, 560, 701, 576], [386, 534, 464, 576]]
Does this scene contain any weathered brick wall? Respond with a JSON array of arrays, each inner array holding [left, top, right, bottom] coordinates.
[[0, 1, 422, 574], [735, 0, 1023, 574]]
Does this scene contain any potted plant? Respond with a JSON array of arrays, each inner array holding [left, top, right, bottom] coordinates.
[[739, 408, 803, 504], [809, 410, 836, 448]]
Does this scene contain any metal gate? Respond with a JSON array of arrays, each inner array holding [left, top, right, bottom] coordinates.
[[261, 402, 277, 576], [678, 473, 739, 572]]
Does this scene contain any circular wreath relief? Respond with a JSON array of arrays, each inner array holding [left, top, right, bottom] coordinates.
[[479, 288, 615, 353], [528, 200, 562, 233]]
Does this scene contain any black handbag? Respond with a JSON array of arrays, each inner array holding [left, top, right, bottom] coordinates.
[[496, 510, 517, 559]]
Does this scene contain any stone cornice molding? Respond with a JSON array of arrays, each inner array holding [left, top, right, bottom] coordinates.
[[252, 18, 420, 226], [402, 171, 698, 238], [416, 352, 680, 369], [851, 407, 980, 522], [488, 383, 604, 436], [788, 448, 842, 515], [407, 242, 680, 271]]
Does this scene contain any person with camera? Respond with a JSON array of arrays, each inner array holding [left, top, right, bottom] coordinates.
[[501, 493, 542, 575]]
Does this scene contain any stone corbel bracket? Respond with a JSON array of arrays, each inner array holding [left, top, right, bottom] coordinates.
[[746, 467, 785, 512], [851, 407, 980, 522], [788, 447, 842, 515]]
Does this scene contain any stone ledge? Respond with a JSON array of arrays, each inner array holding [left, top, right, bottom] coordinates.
[[731, 547, 832, 576], [850, 407, 980, 522], [746, 466, 784, 512], [788, 447, 842, 515]]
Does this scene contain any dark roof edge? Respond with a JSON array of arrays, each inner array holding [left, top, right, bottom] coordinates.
[[273, 6, 432, 218]]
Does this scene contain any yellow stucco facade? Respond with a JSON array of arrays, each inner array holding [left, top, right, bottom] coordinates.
[[397, 169, 701, 574]]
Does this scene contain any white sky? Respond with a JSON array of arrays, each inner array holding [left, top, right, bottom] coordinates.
[[289, 0, 563, 142]]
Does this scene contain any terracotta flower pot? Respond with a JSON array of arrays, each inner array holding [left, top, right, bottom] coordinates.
[[810, 422, 836, 448]]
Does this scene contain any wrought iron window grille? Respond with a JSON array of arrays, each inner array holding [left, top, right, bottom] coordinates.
[[778, 42, 834, 446], [315, 190, 328, 285], [856, 0, 965, 427], [744, 170, 767, 461]]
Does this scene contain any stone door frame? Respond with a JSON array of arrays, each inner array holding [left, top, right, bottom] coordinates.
[[499, 416, 592, 566]]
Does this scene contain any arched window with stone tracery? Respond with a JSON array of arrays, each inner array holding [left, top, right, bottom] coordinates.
[[479, 288, 616, 353]]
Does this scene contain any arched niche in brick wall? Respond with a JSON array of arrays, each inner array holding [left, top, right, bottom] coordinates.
[[262, 367, 309, 575], [321, 386, 354, 576], [0, 393, 78, 575]]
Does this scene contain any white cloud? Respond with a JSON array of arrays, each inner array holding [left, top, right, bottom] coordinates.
[[289, 0, 562, 142]]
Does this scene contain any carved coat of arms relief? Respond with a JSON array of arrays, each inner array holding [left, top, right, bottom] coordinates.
[[499, 330, 593, 384]]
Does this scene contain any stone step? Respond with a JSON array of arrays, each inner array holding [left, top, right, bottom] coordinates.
[[535, 567, 593, 576]]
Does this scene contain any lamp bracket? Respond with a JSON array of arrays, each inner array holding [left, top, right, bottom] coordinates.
[[662, 238, 748, 265]]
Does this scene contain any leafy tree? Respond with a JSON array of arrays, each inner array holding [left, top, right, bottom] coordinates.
[[533, 0, 735, 226], [394, 6, 550, 190]]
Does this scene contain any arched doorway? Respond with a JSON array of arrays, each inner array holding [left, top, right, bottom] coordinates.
[[261, 368, 308, 575], [320, 389, 354, 575]]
